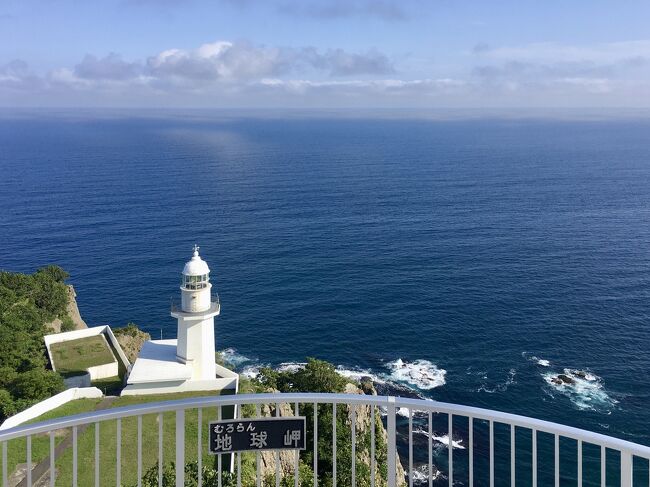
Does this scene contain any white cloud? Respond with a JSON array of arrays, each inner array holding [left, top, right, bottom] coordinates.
[[475, 41, 650, 65], [75, 53, 142, 81], [147, 41, 289, 82], [0, 60, 43, 91], [2, 39, 650, 108], [303, 48, 394, 76], [556, 77, 613, 94]]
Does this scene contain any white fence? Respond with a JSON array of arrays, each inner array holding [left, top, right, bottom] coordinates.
[[1, 393, 650, 487]]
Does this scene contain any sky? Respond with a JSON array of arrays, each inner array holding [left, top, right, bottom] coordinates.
[[2, 0, 650, 110]]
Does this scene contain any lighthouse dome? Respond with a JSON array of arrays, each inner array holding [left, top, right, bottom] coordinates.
[[182, 246, 210, 276]]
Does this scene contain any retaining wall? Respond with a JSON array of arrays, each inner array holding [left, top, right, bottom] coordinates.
[[0, 387, 103, 430]]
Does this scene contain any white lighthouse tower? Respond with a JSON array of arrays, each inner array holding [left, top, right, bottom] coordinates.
[[172, 245, 219, 380], [122, 245, 238, 396]]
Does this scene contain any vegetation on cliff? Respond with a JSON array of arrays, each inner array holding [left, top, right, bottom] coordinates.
[[135, 359, 398, 487], [0, 266, 70, 420], [113, 322, 151, 363]]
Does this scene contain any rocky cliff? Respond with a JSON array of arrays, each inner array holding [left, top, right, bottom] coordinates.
[[45, 285, 87, 333], [256, 383, 406, 486]]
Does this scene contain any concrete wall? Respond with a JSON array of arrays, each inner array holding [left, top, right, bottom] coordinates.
[[44, 325, 130, 384], [103, 325, 131, 368], [87, 360, 119, 380], [44, 325, 111, 348], [215, 363, 239, 380], [0, 387, 103, 431]]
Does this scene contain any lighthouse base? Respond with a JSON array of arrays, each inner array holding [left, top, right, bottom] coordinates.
[[122, 339, 239, 396]]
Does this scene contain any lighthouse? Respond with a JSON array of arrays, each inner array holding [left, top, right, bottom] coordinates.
[[122, 245, 238, 396], [172, 245, 220, 380]]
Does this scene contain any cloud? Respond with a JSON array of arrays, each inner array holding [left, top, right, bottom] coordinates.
[[558, 77, 612, 94], [75, 53, 142, 81], [143, 41, 394, 83], [0, 60, 43, 91], [123, 0, 413, 20], [470, 40, 650, 99], [146, 41, 289, 83], [3, 39, 650, 108], [304, 48, 394, 76], [473, 40, 650, 65], [273, 0, 409, 20], [257, 77, 464, 94]]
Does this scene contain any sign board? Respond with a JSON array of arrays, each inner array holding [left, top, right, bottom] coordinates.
[[209, 417, 306, 454]]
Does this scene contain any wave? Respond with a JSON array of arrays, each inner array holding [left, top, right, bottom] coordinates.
[[220, 347, 253, 367], [335, 366, 387, 385], [385, 359, 447, 390], [522, 352, 551, 367], [411, 464, 443, 484], [220, 349, 441, 397], [277, 362, 307, 373], [240, 364, 263, 379], [413, 428, 465, 449], [477, 368, 517, 394], [542, 368, 617, 413]]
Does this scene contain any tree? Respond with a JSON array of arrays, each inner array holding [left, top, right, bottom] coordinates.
[[257, 358, 348, 394], [10, 368, 65, 402], [0, 389, 16, 418], [35, 265, 69, 283], [0, 268, 71, 421]]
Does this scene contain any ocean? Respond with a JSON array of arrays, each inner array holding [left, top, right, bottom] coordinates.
[[1, 111, 649, 482]]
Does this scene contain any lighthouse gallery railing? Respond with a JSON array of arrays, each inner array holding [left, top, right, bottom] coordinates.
[[1, 393, 650, 487]]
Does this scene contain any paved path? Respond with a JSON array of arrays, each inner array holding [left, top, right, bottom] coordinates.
[[14, 396, 116, 487]]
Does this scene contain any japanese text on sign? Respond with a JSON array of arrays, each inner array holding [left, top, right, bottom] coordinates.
[[209, 417, 306, 454]]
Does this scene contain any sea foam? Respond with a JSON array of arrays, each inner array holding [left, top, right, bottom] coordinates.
[[385, 359, 447, 390], [414, 428, 465, 449], [218, 349, 443, 396], [335, 366, 387, 385], [543, 368, 617, 413], [411, 465, 442, 484], [523, 352, 551, 367], [220, 347, 252, 368], [477, 368, 517, 394]]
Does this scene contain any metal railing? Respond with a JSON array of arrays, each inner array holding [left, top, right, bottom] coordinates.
[[1, 393, 650, 487]]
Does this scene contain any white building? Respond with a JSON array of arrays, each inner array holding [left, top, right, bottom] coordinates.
[[122, 246, 239, 396]]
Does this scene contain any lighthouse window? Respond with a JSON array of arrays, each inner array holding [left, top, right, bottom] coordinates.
[[183, 274, 208, 290]]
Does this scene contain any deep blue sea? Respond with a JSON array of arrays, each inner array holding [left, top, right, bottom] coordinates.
[[1, 111, 649, 482]]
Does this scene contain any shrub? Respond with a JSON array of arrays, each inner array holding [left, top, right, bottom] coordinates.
[[10, 368, 65, 401], [257, 358, 348, 393], [60, 314, 75, 332], [0, 267, 71, 421], [35, 265, 69, 283], [0, 389, 16, 418], [113, 322, 141, 337]]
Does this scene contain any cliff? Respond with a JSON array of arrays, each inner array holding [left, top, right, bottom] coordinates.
[[254, 383, 407, 486], [45, 285, 87, 332], [113, 324, 150, 363]]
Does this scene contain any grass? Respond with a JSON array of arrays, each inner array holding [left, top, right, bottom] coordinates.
[[50, 335, 116, 375], [3, 399, 102, 480], [54, 390, 236, 486]]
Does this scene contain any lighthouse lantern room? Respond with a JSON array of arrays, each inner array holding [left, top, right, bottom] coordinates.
[[181, 245, 211, 311]]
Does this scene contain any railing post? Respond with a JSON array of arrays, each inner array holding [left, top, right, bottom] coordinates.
[[387, 397, 397, 487], [2, 441, 7, 487], [176, 409, 185, 487], [620, 451, 632, 487]]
